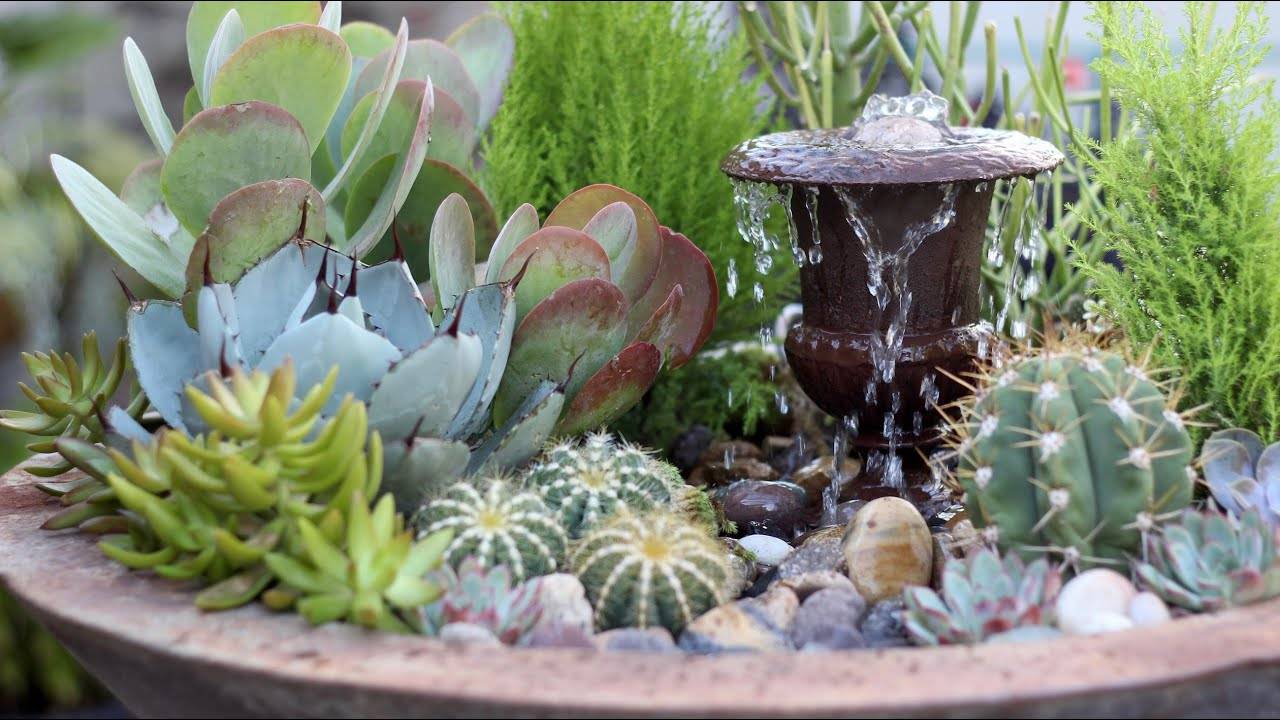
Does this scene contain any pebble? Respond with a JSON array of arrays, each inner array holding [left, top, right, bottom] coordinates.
[[860, 598, 909, 647], [842, 497, 933, 602], [790, 587, 867, 651], [1128, 592, 1172, 627], [777, 526, 846, 579], [689, 442, 775, 487], [790, 456, 861, 505], [712, 480, 808, 539], [532, 574, 594, 634], [440, 622, 501, 648], [522, 624, 596, 649], [669, 425, 714, 474], [1056, 568, 1137, 636], [930, 533, 959, 588], [722, 538, 758, 597], [738, 534, 794, 567], [775, 570, 859, 602], [594, 627, 678, 653], [678, 587, 798, 653]]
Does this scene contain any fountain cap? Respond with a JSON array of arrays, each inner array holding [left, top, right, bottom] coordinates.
[[721, 91, 1064, 187]]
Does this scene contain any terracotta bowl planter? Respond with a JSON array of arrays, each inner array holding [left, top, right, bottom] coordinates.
[[2, 464, 1279, 718]]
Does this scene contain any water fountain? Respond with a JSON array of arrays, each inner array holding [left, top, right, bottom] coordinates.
[[721, 92, 1062, 506]]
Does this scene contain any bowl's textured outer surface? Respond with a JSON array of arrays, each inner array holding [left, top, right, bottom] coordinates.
[[2, 462, 1280, 719]]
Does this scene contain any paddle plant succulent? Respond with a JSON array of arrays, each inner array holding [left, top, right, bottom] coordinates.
[[1201, 428, 1280, 529], [1133, 508, 1280, 612], [51, 1, 514, 294], [420, 558, 543, 644], [945, 335, 1196, 567], [902, 548, 1062, 646], [418, 479, 567, 582]]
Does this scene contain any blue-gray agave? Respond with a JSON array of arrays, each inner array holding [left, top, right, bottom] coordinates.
[[125, 234, 563, 509]]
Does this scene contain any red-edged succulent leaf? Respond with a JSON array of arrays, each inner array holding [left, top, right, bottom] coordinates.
[[491, 278, 627, 425], [631, 284, 683, 361], [184, 178, 325, 292], [356, 39, 480, 130], [554, 342, 661, 436], [497, 226, 611, 321], [625, 227, 717, 369], [544, 184, 661, 304]]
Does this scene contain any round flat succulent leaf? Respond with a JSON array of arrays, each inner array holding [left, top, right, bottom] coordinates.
[[484, 203, 539, 284], [338, 79, 432, 258], [184, 179, 324, 294], [1259, 444, 1280, 488], [444, 13, 512, 132], [491, 278, 627, 425], [555, 342, 661, 436], [209, 23, 352, 153], [356, 39, 480, 131], [257, 312, 401, 415], [127, 300, 203, 432], [631, 284, 683, 362], [545, 184, 662, 304], [467, 380, 564, 475], [186, 2, 321, 91], [120, 158, 194, 261], [428, 193, 475, 313], [625, 227, 717, 369], [382, 437, 470, 514], [368, 332, 483, 443], [338, 77, 426, 191], [341, 21, 395, 58], [581, 202, 638, 283], [347, 157, 496, 272], [183, 85, 203, 123], [358, 259, 434, 353], [1207, 429, 1265, 471], [422, 88, 476, 170], [161, 101, 312, 235], [497, 227, 612, 322], [1203, 438, 1258, 516]]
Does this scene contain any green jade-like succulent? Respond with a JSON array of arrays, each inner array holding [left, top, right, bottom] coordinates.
[[1133, 507, 1280, 612], [52, 1, 515, 294], [947, 336, 1196, 568], [902, 547, 1062, 646]]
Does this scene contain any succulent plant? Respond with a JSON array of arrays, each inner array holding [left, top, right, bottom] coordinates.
[[418, 479, 567, 582], [1201, 428, 1280, 529], [522, 433, 674, 538], [902, 547, 1062, 646], [72, 363, 384, 614], [52, 1, 514, 294], [420, 557, 543, 644], [0, 333, 143, 478], [264, 492, 452, 632], [946, 337, 1196, 566], [1133, 508, 1280, 612], [436, 184, 718, 436], [572, 512, 732, 634], [123, 235, 562, 509]]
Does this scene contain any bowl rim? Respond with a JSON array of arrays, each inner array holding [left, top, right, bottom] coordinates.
[[2, 462, 1278, 717]]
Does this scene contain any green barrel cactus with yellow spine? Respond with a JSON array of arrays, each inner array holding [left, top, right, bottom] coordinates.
[[948, 338, 1196, 566]]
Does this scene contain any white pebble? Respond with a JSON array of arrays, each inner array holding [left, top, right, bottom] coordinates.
[[1128, 591, 1172, 627], [738, 534, 794, 567], [1067, 611, 1135, 635], [1056, 568, 1137, 635]]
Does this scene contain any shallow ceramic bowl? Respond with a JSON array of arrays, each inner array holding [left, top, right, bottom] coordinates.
[[2, 464, 1278, 718]]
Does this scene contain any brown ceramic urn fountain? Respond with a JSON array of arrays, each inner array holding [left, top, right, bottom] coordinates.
[[721, 92, 1063, 452]]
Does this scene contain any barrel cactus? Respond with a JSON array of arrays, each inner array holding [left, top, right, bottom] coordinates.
[[438, 184, 718, 436], [522, 433, 674, 538], [1133, 508, 1280, 612], [572, 512, 732, 633], [947, 339, 1195, 566], [418, 480, 567, 582], [902, 548, 1062, 645], [52, 2, 513, 293], [1201, 428, 1280, 528]]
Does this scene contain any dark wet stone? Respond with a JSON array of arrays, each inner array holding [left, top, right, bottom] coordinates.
[[764, 435, 818, 477], [669, 425, 714, 475], [742, 566, 778, 598], [711, 480, 807, 539]]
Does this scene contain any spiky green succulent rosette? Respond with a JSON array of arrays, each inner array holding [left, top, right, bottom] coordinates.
[[418, 479, 567, 582], [523, 433, 674, 538], [420, 557, 543, 644], [946, 335, 1195, 567], [572, 512, 732, 633]]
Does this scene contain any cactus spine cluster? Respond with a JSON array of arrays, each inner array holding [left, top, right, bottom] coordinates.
[[572, 512, 732, 634], [947, 338, 1196, 566], [418, 480, 567, 582], [523, 433, 674, 538]]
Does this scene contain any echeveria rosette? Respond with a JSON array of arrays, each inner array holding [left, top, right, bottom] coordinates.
[[124, 233, 562, 506], [420, 557, 543, 644], [902, 548, 1062, 646], [52, 1, 514, 296], [1201, 428, 1280, 529], [435, 184, 719, 437], [1133, 508, 1280, 612]]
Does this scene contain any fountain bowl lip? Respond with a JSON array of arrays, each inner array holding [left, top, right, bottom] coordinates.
[[721, 126, 1065, 187]]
